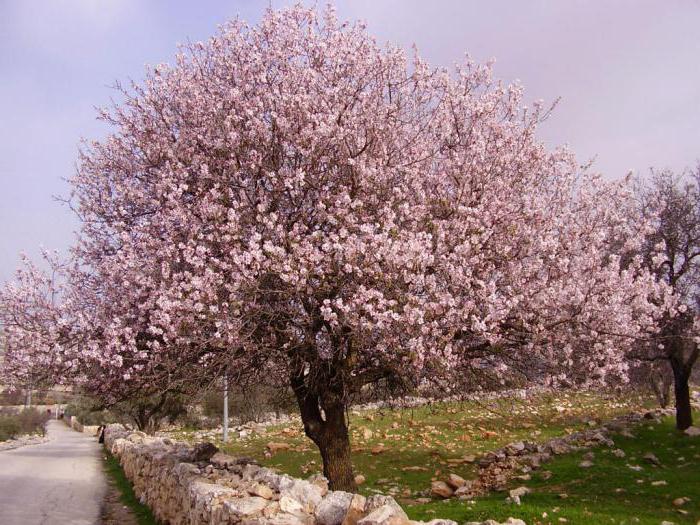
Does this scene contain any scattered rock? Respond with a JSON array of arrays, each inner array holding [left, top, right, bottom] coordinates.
[[267, 442, 292, 454], [505, 442, 525, 455], [549, 442, 570, 455], [430, 481, 454, 499], [578, 460, 594, 468], [683, 426, 700, 437], [643, 452, 661, 466], [446, 473, 467, 489], [509, 486, 530, 499], [354, 474, 366, 486]]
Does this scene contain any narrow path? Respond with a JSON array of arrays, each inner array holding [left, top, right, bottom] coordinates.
[[0, 420, 106, 525]]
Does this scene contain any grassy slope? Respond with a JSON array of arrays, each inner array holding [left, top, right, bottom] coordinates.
[[407, 412, 700, 525], [167, 390, 700, 523], [103, 451, 158, 525]]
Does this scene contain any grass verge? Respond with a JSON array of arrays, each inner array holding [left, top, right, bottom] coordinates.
[[102, 450, 158, 525]]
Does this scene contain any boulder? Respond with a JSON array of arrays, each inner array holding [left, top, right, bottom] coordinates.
[[191, 442, 219, 462], [263, 513, 314, 525], [307, 474, 330, 496], [248, 482, 274, 500], [357, 505, 409, 525], [364, 496, 406, 516], [223, 496, 269, 517], [454, 483, 475, 497], [279, 495, 306, 515], [430, 481, 454, 498], [505, 442, 525, 455], [509, 486, 530, 499], [341, 494, 366, 525], [280, 479, 324, 512], [315, 491, 354, 525], [210, 452, 236, 469], [446, 473, 467, 489], [549, 441, 570, 455], [267, 442, 292, 454], [683, 426, 700, 437], [643, 452, 661, 466]]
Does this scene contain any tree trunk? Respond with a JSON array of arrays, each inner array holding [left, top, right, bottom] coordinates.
[[316, 402, 356, 491], [671, 358, 693, 430], [291, 373, 357, 492]]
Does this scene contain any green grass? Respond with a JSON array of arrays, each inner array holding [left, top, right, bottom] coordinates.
[[103, 451, 159, 525], [406, 412, 700, 525], [168, 391, 656, 496], [165, 391, 700, 522]]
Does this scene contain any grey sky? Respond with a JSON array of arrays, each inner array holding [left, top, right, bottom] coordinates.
[[1, 0, 699, 283]]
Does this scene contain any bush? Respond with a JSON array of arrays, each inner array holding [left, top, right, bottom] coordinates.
[[0, 416, 21, 441], [63, 402, 115, 426], [0, 407, 50, 441]]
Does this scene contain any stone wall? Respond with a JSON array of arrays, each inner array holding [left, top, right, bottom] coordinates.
[[65, 415, 99, 435], [103, 408, 679, 525], [104, 425, 520, 525]]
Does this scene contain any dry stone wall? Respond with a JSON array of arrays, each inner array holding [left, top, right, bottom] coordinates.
[[104, 425, 523, 525], [65, 415, 99, 435], [103, 407, 685, 525]]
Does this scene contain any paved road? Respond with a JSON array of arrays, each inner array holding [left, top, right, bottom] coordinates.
[[0, 420, 106, 525]]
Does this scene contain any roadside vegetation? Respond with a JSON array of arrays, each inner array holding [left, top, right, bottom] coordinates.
[[0, 407, 50, 442], [102, 451, 158, 525]]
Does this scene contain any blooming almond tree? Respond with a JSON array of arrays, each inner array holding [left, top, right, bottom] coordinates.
[[0, 253, 75, 391], [630, 166, 700, 429], [2, 6, 669, 491]]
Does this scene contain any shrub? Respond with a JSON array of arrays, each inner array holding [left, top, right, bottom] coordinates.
[[0, 407, 50, 441], [0, 416, 21, 441]]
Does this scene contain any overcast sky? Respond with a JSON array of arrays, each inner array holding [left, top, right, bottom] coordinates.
[[1, 0, 699, 283]]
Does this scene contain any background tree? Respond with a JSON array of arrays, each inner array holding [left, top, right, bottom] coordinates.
[[633, 166, 700, 429]]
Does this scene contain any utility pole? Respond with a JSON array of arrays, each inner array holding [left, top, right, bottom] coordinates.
[[222, 373, 229, 443], [25, 384, 32, 409]]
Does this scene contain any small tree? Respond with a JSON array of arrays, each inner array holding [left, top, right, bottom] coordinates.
[[633, 166, 700, 429]]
